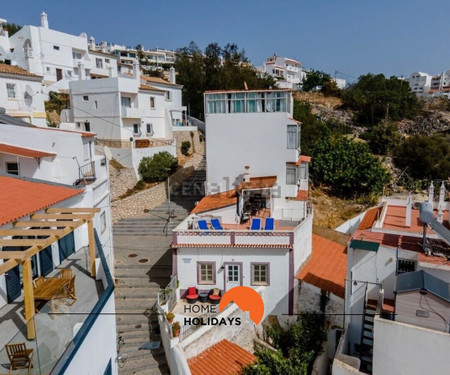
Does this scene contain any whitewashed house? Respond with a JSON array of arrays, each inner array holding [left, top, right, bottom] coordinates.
[[0, 63, 47, 126], [172, 89, 313, 317], [0, 115, 117, 374], [333, 188, 450, 375], [107, 43, 176, 70], [260, 55, 304, 90], [405, 71, 432, 96], [69, 62, 186, 174]]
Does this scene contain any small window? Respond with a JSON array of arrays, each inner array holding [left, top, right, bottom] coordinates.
[[6, 162, 19, 175], [96, 58, 103, 69], [251, 263, 269, 286], [72, 52, 82, 60], [84, 122, 91, 132], [83, 95, 89, 101], [146, 123, 153, 134], [397, 259, 416, 274], [165, 91, 172, 101], [150, 97, 155, 109], [286, 166, 297, 185], [46, 67, 51, 72], [105, 58, 110, 63], [53, 45, 60, 51], [121, 96, 131, 108], [6, 83, 16, 98], [133, 124, 140, 135], [197, 262, 215, 285], [100, 212, 107, 234], [287, 124, 299, 149], [94, 100, 98, 109]]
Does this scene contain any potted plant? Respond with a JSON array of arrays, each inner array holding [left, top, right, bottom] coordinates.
[[165, 312, 175, 324], [172, 322, 181, 338]]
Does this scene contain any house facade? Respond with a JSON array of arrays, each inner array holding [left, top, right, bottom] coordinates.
[[260, 55, 305, 90], [405, 69, 450, 97], [405, 71, 432, 96], [0, 64, 47, 126]]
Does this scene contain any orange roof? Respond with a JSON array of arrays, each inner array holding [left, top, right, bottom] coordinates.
[[297, 234, 347, 298], [0, 64, 42, 78], [188, 339, 256, 375], [293, 189, 308, 201], [37, 127, 96, 138], [191, 190, 237, 214], [140, 75, 181, 87], [0, 175, 83, 226], [357, 207, 381, 230], [139, 84, 165, 92], [0, 143, 56, 159], [237, 176, 277, 191], [297, 155, 311, 164]]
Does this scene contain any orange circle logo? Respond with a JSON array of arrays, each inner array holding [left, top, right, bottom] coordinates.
[[219, 286, 264, 325]]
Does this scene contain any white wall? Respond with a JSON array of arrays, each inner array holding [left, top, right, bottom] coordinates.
[[373, 316, 450, 375]]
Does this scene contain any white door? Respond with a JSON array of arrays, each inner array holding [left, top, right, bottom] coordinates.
[[225, 264, 241, 290]]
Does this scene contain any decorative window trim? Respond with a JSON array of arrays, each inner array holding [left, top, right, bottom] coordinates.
[[251, 262, 270, 286], [197, 261, 216, 285]]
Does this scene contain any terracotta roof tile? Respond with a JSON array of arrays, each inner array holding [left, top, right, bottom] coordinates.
[[140, 75, 182, 87], [293, 190, 308, 201], [297, 234, 347, 298], [0, 143, 56, 159], [0, 175, 83, 226], [237, 176, 277, 191], [188, 339, 256, 375], [0, 64, 42, 78], [191, 190, 237, 214], [357, 207, 382, 230], [139, 84, 165, 92]]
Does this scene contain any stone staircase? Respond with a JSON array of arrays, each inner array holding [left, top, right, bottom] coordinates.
[[113, 159, 205, 374]]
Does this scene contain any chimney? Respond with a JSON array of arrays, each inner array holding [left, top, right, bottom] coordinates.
[[405, 193, 412, 227], [41, 12, 49, 29], [78, 62, 86, 80], [89, 36, 95, 50], [132, 59, 139, 80], [244, 166, 250, 182], [101, 41, 107, 53], [428, 182, 434, 205], [2, 27, 9, 38], [437, 182, 445, 223], [169, 67, 176, 84]]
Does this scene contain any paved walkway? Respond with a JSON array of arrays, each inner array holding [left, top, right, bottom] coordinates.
[[114, 160, 205, 375]]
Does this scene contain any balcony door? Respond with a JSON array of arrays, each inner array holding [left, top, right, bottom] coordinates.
[[58, 232, 75, 263], [224, 263, 242, 291]]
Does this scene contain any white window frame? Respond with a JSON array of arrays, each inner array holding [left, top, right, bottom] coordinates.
[[96, 58, 103, 69], [6, 83, 16, 98], [146, 123, 153, 135], [286, 166, 297, 185], [83, 95, 89, 101], [133, 124, 140, 135], [6, 162, 19, 175]]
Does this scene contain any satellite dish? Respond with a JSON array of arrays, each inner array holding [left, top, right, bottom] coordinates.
[[103, 145, 112, 161], [25, 85, 35, 97]]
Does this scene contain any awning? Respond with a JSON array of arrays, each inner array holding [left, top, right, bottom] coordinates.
[[0, 143, 56, 159], [350, 239, 380, 252]]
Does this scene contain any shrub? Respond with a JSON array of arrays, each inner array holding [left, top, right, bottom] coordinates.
[[181, 141, 191, 156], [134, 180, 146, 190], [138, 152, 178, 182], [360, 121, 401, 155]]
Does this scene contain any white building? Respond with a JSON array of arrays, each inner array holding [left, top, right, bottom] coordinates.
[[405, 69, 450, 98], [68, 62, 186, 175], [429, 69, 450, 98], [171, 88, 313, 317], [0, 63, 47, 126], [405, 71, 432, 96], [107, 43, 176, 70], [260, 55, 304, 90], [333, 189, 450, 374], [332, 77, 347, 90], [0, 115, 117, 374]]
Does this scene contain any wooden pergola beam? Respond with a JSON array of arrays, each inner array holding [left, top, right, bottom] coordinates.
[[0, 251, 28, 260], [14, 220, 82, 228], [22, 258, 36, 339], [0, 228, 67, 237], [0, 239, 49, 247], [31, 213, 93, 220], [46, 207, 101, 214]]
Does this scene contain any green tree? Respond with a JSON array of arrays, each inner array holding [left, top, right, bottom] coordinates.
[[393, 134, 450, 180], [138, 152, 178, 182], [321, 80, 341, 97], [311, 137, 391, 197], [4, 23, 21, 36], [342, 73, 419, 126], [360, 121, 401, 155], [302, 69, 332, 92]]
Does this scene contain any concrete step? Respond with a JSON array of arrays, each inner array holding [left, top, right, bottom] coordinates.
[[115, 288, 158, 299], [118, 352, 167, 374], [115, 278, 165, 288]]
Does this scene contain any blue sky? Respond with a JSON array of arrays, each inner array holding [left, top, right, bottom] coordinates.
[[2, 0, 449, 82]]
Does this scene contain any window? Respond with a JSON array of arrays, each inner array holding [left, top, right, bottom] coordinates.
[[94, 100, 98, 109], [121, 96, 131, 108], [96, 58, 103, 69], [100, 212, 107, 234], [105, 58, 110, 63], [287, 125, 300, 149], [230, 93, 245, 113], [150, 97, 155, 109], [84, 122, 91, 132], [251, 263, 269, 285], [133, 124, 140, 135], [6, 162, 19, 175], [197, 262, 215, 284], [146, 123, 153, 134], [6, 83, 16, 98], [83, 95, 89, 101], [165, 91, 172, 101], [46, 67, 51, 72], [286, 166, 297, 185], [397, 259, 416, 274], [53, 45, 60, 51], [72, 52, 81, 60], [67, 70, 72, 77]]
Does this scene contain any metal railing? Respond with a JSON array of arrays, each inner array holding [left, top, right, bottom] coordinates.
[[79, 161, 96, 181], [157, 275, 177, 312]]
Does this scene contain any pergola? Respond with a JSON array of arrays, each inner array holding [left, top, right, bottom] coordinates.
[[0, 207, 100, 339]]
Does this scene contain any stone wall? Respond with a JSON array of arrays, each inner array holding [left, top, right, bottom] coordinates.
[[109, 166, 137, 201], [111, 150, 204, 222], [173, 129, 204, 158]]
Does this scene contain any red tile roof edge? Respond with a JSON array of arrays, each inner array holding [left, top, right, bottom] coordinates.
[[0, 143, 56, 158]]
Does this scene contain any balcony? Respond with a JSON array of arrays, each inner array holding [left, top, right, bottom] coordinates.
[[121, 107, 142, 118]]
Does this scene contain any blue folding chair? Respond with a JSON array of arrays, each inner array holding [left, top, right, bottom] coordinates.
[[197, 220, 209, 230], [250, 218, 261, 230], [211, 218, 223, 230], [264, 217, 274, 231]]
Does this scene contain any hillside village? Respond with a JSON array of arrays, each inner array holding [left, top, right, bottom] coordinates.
[[0, 11, 449, 375]]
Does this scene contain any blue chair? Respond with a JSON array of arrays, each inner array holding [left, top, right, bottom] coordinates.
[[264, 218, 274, 231], [211, 218, 223, 230], [250, 218, 261, 230], [197, 220, 209, 230]]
